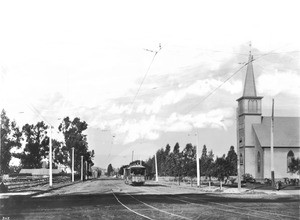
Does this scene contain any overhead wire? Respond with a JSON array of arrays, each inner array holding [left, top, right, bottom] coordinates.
[[184, 48, 286, 115], [99, 44, 294, 167], [103, 45, 164, 166], [130, 45, 163, 113]]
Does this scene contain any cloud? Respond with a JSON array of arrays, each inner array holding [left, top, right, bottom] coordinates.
[[98, 107, 234, 144], [132, 78, 242, 115], [257, 70, 300, 96], [116, 115, 161, 144]]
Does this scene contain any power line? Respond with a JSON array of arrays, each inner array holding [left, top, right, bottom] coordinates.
[[184, 48, 281, 115], [130, 44, 163, 113], [25, 103, 53, 126]]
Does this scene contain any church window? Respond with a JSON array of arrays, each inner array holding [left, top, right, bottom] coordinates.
[[240, 153, 244, 165], [257, 151, 261, 173], [287, 150, 294, 172]]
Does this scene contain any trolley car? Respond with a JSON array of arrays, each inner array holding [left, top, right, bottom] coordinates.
[[124, 164, 146, 186]]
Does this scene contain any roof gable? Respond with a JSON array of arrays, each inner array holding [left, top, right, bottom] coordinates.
[[253, 117, 300, 147]]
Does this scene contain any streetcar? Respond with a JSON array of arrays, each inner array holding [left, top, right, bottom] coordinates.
[[124, 164, 146, 186]]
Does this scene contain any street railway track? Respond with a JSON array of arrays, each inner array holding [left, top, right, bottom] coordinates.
[[111, 186, 192, 220], [165, 194, 299, 220], [134, 183, 299, 220]]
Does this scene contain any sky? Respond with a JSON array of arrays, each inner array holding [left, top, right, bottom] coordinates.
[[1, 0, 300, 169]]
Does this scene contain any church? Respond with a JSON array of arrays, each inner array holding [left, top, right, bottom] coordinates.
[[236, 53, 300, 181]]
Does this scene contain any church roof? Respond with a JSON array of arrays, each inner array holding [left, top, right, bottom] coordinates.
[[243, 54, 257, 97], [253, 117, 300, 147]]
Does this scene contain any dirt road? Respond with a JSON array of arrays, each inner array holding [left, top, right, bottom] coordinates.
[[1, 178, 299, 219]]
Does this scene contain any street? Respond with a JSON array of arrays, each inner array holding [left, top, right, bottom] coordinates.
[[1, 178, 299, 220]]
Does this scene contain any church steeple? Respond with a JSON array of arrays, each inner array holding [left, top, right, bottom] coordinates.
[[243, 54, 257, 97], [237, 46, 263, 116]]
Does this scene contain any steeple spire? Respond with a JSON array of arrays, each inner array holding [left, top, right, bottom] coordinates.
[[242, 45, 257, 97]]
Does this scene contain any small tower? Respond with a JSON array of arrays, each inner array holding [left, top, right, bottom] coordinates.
[[236, 50, 263, 176]]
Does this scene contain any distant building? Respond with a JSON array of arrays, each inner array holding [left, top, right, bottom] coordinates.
[[237, 53, 300, 180], [19, 168, 60, 176]]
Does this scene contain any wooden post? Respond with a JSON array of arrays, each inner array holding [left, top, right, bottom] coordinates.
[[236, 108, 241, 191], [271, 99, 275, 187], [72, 147, 74, 182], [155, 153, 158, 182], [49, 126, 53, 187], [85, 161, 88, 180], [196, 144, 200, 187], [81, 156, 83, 181]]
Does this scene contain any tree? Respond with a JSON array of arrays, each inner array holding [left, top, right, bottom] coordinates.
[[107, 164, 113, 176], [14, 121, 48, 169], [0, 110, 22, 174], [200, 145, 208, 177], [58, 117, 94, 173], [52, 139, 69, 166], [145, 156, 155, 179], [171, 142, 183, 184], [225, 146, 237, 176], [161, 144, 171, 176], [205, 150, 215, 179], [118, 165, 128, 175], [156, 148, 164, 176], [182, 143, 196, 184], [212, 155, 228, 181]]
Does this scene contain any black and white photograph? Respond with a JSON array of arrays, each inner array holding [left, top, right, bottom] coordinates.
[[0, 0, 299, 219]]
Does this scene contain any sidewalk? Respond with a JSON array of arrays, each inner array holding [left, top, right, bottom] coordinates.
[[242, 183, 300, 195]]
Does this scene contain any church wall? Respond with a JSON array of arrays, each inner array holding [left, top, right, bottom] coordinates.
[[241, 115, 261, 178], [244, 116, 261, 146], [253, 133, 264, 180], [263, 148, 300, 179], [244, 147, 256, 177], [240, 147, 245, 175]]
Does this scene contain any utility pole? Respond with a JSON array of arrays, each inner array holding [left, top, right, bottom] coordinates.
[[132, 150, 134, 162], [85, 161, 88, 180], [271, 99, 275, 187], [72, 147, 74, 182], [196, 130, 200, 187], [155, 153, 158, 182], [0, 112, 2, 177], [81, 156, 83, 181], [236, 108, 241, 191], [49, 126, 53, 187]]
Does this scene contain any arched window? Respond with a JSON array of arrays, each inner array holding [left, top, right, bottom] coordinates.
[[287, 150, 294, 172], [240, 153, 244, 165], [257, 151, 261, 173]]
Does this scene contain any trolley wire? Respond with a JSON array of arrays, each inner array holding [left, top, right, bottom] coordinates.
[[130, 44, 163, 113]]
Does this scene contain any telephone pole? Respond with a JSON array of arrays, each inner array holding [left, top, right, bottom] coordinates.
[[155, 153, 158, 182], [72, 147, 74, 182], [236, 108, 241, 191], [81, 156, 83, 181], [196, 131, 200, 187], [271, 99, 275, 187]]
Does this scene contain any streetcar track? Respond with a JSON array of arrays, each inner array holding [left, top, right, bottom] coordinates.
[[111, 189, 153, 220], [125, 191, 192, 220], [112, 185, 192, 220], [145, 183, 298, 219], [166, 195, 272, 220], [179, 195, 299, 220]]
